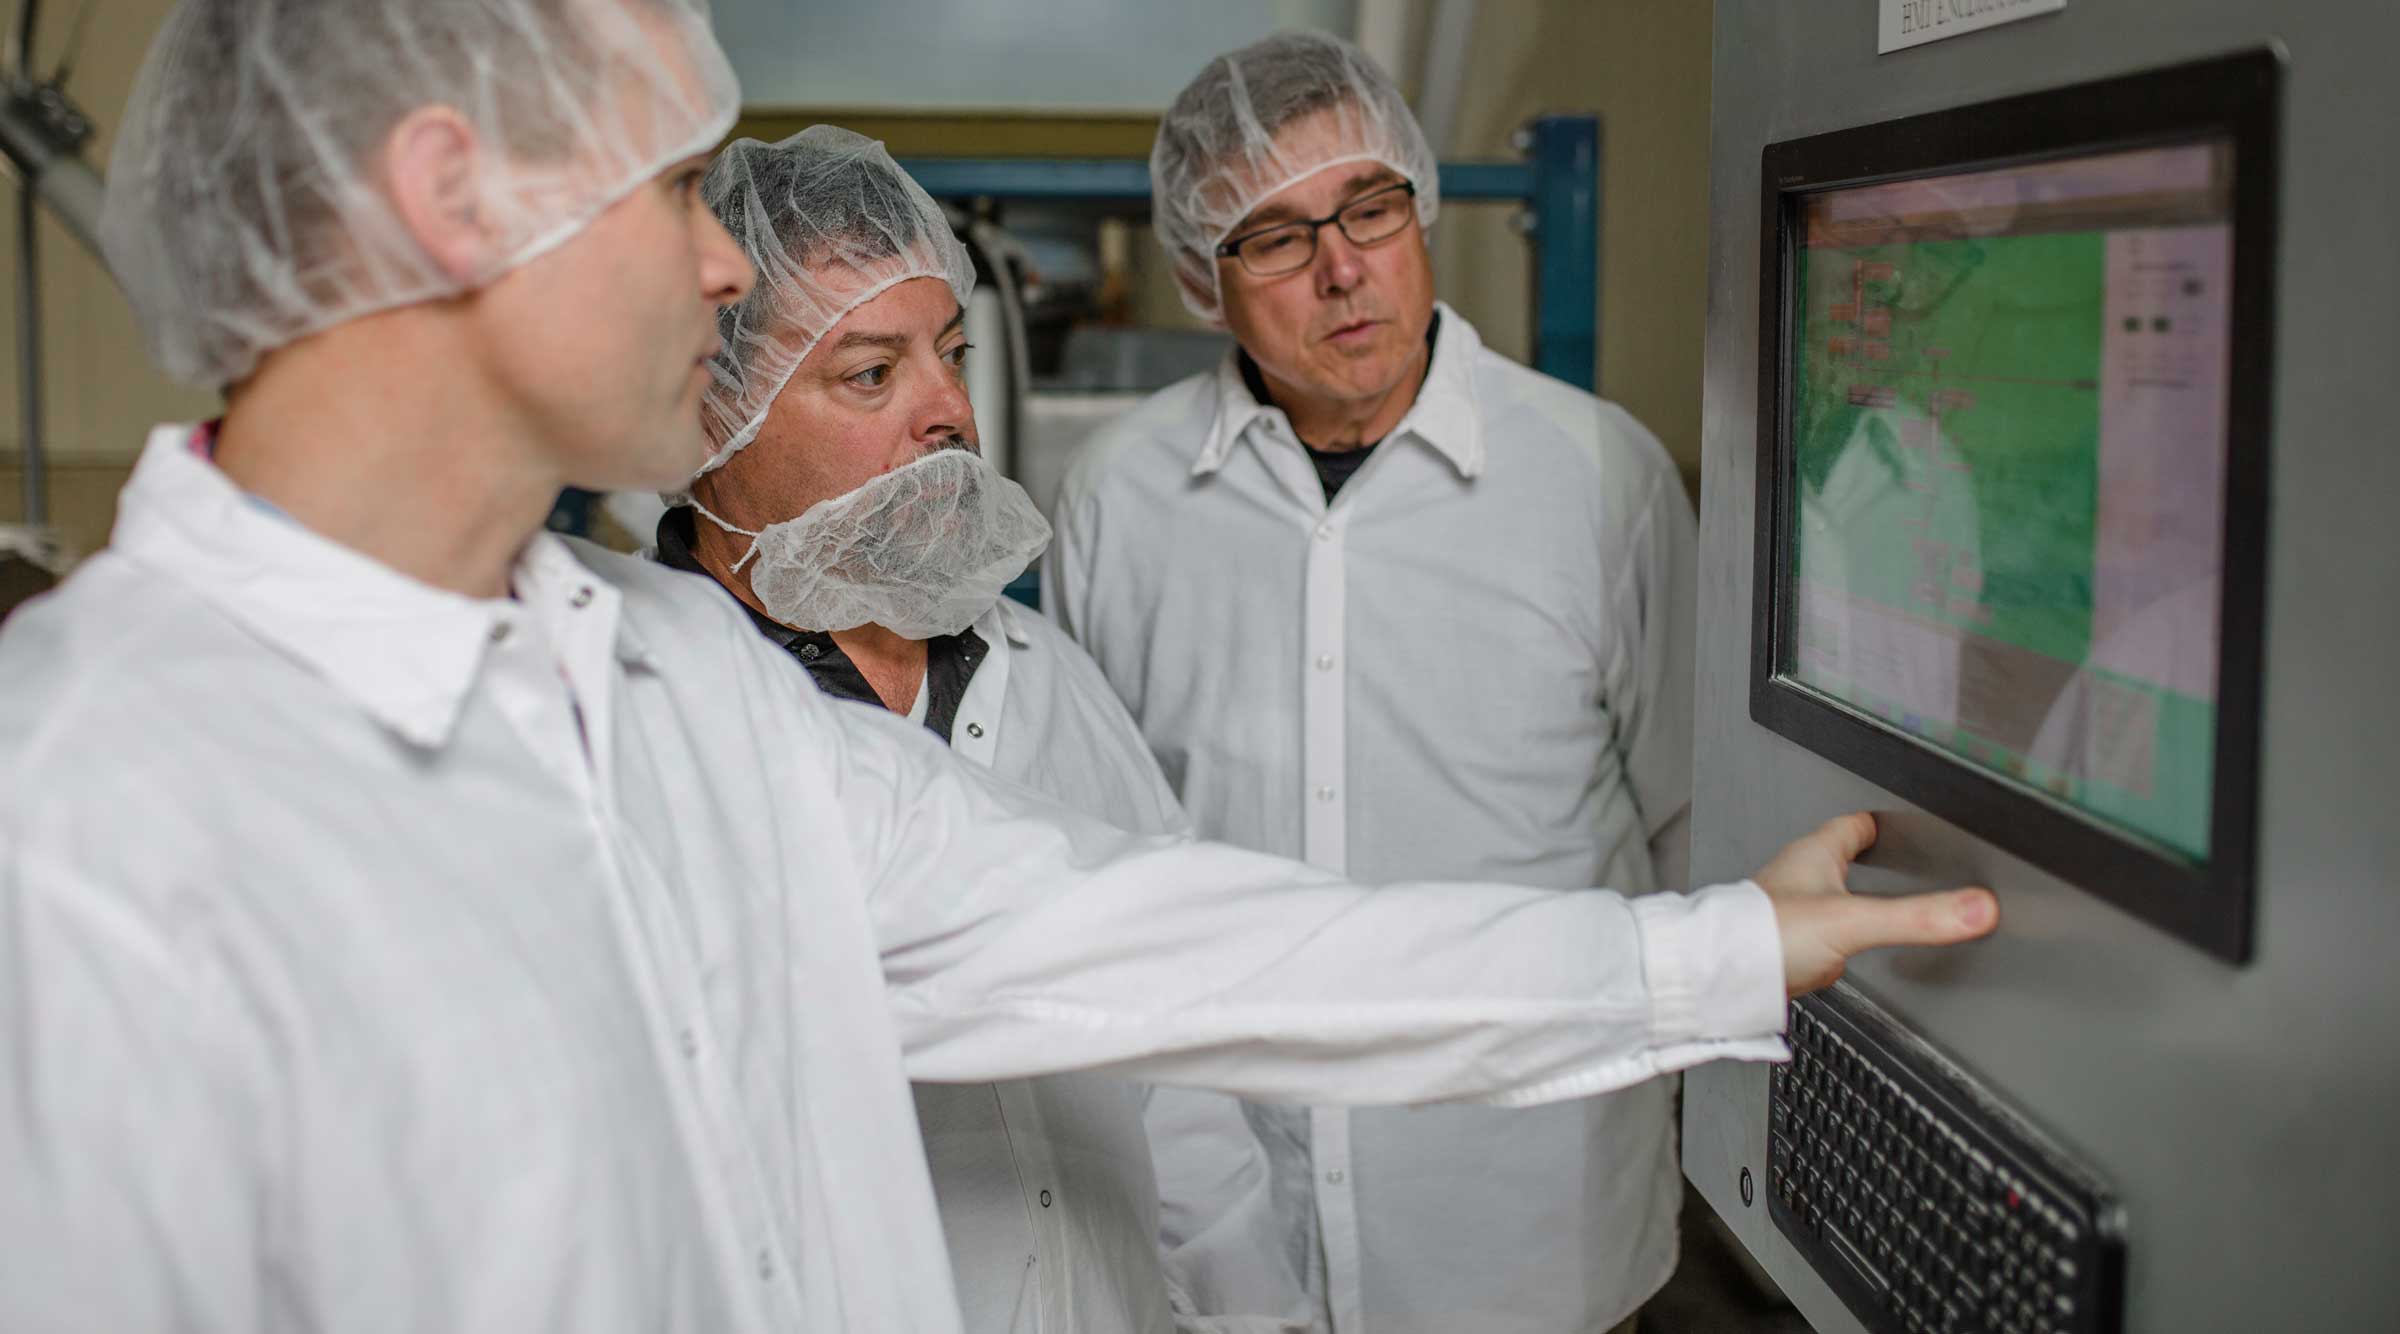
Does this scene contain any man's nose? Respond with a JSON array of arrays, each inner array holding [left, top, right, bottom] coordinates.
[[916, 365, 977, 445], [701, 211, 756, 307], [1314, 225, 1367, 296]]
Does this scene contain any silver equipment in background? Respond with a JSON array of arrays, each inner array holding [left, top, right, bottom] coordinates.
[[2, 0, 108, 531]]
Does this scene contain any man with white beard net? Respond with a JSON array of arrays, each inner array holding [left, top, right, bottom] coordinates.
[[0, 3, 1999, 1332], [657, 125, 1248, 1333]]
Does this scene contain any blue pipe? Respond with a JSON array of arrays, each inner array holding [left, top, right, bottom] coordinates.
[[1526, 115, 1599, 391], [897, 157, 1540, 203]]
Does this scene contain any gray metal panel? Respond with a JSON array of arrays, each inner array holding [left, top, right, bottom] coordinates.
[[1686, 3, 2400, 1331]]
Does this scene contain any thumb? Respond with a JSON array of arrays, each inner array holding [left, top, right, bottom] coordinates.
[[1834, 887, 1998, 956]]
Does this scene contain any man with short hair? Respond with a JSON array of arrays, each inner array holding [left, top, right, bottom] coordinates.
[[0, 5, 1994, 1332], [657, 125, 1209, 1334], [1048, 31, 1705, 1334]]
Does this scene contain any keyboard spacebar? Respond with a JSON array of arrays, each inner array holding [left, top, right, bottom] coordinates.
[[1824, 1222, 1891, 1300]]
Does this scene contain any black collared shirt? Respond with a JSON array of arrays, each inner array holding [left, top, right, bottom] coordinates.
[[655, 505, 988, 742], [1236, 309, 1441, 503]]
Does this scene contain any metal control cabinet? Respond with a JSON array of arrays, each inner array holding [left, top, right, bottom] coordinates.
[[1684, 3, 2400, 1331]]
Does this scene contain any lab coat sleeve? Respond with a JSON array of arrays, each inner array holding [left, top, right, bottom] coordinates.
[[0, 853, 273, 1333], [1608, 456, 1700, 889], [822, 700, 1787, 1108]]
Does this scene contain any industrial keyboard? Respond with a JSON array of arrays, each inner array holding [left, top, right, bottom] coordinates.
[[1767, 985, 2126, 1334]]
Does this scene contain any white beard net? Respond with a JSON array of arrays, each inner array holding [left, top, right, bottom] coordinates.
[[698, 450, 1051, 640], [693, 127, 978, 480], [100, 0, 739, 389], [1150, 29, 1439, 324]]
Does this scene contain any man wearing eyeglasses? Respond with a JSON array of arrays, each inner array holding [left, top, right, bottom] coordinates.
[[1048, 31, 1701, 1334]]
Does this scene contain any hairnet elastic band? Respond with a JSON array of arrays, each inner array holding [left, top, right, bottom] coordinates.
[[688, 498, 765, 572], [1200, 151, 1413, 250]]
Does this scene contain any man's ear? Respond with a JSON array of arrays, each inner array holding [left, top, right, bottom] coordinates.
[[383, 105, 498, 284]]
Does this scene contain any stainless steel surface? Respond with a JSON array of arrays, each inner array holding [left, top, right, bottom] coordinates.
[[965, 288, 1011, 481], [961, 219, 1033, 490], [0, 94, 102, 253], [1016, 389, 1149, 522], [1687, 2, 2400, 1331], [1414, 0, 1481, 153]]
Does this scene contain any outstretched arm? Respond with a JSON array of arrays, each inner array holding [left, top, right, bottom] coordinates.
[[819, 699, 1994, 1105]]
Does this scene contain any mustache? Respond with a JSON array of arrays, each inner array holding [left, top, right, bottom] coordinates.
[[919, 435, 978, 460]]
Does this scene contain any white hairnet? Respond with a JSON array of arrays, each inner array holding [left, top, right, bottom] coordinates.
[[1150, 29, 1439, 324], [100, 0, 739, 390], [696, 126, 977, 478]]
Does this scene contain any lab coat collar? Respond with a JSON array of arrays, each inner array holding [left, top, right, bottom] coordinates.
[[1192, 300, 1486, 482], [980, 595, 1034, 649], [110, 424, 645, 750]]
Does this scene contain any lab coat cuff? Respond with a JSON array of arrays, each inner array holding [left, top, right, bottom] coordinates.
[[1632, 879, 1788, 1048]]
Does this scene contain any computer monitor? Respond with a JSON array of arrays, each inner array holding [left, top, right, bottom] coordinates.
[[1750, 51, 2279, 962]]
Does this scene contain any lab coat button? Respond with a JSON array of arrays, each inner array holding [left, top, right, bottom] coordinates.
[[1039, 1189, 1053, 1208], [1314, 523, 1334, 541], [1315, 785, 1336, 802], [965, 722, 985, 738], [487, 622, 512, 644], [570, 586, 594, 609], [1315, 654, 1335, 671], [1326, 1169, 1345, 1185], [757, 1249, 775, 1281], [677, 1028, 698, 1059]]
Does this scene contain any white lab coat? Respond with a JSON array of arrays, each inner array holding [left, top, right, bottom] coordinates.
[[959, 602, 1317, 1334], [952, 598, 1187, 840], [1047, 307, 1703, 1334], [647, 541, 1203, 1333], [911, 598, 1189, 1334], [0, 425, 1774, 1334]]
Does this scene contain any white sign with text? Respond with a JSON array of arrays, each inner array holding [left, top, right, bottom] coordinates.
[[1880, 0, 2066, 53]]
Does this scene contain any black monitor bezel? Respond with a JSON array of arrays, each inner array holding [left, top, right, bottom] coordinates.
[[1750, 49, 2280, 964]]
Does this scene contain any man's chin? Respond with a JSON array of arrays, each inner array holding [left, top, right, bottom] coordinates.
[[571, 429, 711, 498], [654, 420, 719, 491], [1304, 329, 1396, 378], [1307, 357, 1411, 402]]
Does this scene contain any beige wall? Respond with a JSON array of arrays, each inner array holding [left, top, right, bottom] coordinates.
[[1431, 0, 1714, 498]]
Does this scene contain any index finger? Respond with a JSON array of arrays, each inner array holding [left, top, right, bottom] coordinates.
[[1816, 811, 1881, 870]]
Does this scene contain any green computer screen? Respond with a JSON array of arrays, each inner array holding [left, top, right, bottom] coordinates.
[[1784, 141, 2235, 860]]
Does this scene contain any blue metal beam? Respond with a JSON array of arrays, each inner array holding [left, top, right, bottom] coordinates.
[[1428, 162, 1536, 200], [898, 157, 1153, 201], [1527, 115, 1600, 392], [895, 157, 1539, 203]]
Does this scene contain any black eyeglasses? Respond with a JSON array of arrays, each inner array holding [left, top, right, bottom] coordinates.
[[1214, 180, 1419, 277]]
